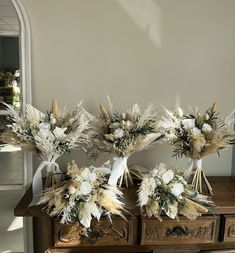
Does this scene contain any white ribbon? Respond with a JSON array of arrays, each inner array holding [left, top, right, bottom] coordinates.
[[29, 160, 61, 206], [108, 156, 128, 186], [187, 158, 202, 180]]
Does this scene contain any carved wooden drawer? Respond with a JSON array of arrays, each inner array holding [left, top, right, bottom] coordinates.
[[140, 216, 219, 245], [54, 216, 135, 247], [222, 215, 235, 242]]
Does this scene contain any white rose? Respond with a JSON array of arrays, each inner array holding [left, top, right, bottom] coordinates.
[[38, 122, 50, 130], [191, 127, 201, 137], [114, 128, 124, 139], [81, 168, 91, 181], [80, 181, 92, 195], [89, 172, 97, 182], [202, 123, 212, 133], [38, 123, 51, 138], [182, 118, 195, 130], [169, 182, 184, 196], [162, 169, 174, 184], [53, 127, 67, 139]]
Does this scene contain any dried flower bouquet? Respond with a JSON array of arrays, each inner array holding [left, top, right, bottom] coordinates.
[[1, 100, 91, 205], [38, 161, 125, 228], [88, 98, 161, 187], [138, 163, 214, 220], [158, 103, 235, 194]]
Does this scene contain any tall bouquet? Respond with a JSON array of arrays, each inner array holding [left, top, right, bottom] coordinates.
[[88, 98, 161, 187], [38, 161, 125, 228], [158, 103, 235, 194], [138, 163, 214, 220], [1, 100, 91, 205]]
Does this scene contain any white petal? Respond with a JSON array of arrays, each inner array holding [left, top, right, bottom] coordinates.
[[162, 169, 174, 184], [80, 182, 92, 195]]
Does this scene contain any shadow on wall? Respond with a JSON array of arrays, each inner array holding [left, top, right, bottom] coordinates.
[[117, 0, 161, 48]]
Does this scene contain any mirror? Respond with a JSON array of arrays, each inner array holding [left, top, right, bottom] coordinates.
[[0, 0, 23, 185], [0, 36, 20, 109]]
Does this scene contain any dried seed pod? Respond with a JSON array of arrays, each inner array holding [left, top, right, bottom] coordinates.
[[211, 102, 216, 113], [51, 99, 58, 117], [100, 105, 110, 120]]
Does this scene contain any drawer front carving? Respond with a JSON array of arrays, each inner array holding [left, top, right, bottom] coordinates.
[[54, 217, 134, 247], [141, 216, 219, 245], [223, 215, 235, 242]]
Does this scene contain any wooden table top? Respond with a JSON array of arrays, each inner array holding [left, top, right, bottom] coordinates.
[[14, 176, 235, 217]]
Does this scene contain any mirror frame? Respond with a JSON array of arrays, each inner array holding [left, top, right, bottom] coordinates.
[[10, 1, 33, 252]]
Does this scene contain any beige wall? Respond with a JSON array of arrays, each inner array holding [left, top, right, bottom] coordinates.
[[22, 0, 235, 175]]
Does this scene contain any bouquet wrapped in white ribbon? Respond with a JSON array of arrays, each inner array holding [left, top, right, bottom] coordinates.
[[88, 97, 161, 187], [138, 163, 214, 220], [38, 161, 125, 228], [1, 100, 91, 205], [157, 103, 235, 194]]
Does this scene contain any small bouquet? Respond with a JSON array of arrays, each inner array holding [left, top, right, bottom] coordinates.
[[38, 161, 125, 228], [88, 98, 161, 187], [1, 99, 91, 205], [0, 69, 20, 86], [138, 163, 214, 221], [158, 103, 235, 194]]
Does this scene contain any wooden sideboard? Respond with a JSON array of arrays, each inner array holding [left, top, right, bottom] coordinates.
[[15, 177, 235, 253]]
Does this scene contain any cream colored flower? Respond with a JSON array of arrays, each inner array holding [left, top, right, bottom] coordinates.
[[203, 113, 209, 120], [169, 182, 184, 196], [80, 181, 92, 195], [156, 163, 167, 177], [114, 128, 124, 139], [38, 123, 51, 138], [191, 127, 201, 137], [81, 167, 92, 181], [182, 118, 195, 130], [50, 116, 57, 125], [68, 185, 76, 195], [202, 123, 212, 133], [125, 120, 133, 129], [162, 169, 174, 184], [89, 172, 97, 182], [53, 127, 67, 139]]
